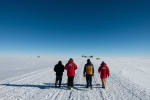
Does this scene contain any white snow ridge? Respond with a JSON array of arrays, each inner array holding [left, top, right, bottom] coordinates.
[[0, 56, 150, 100]]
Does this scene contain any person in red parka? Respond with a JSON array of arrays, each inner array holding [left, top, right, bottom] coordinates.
[[98, 61, 110, 89], [64, 58, 77, 89]]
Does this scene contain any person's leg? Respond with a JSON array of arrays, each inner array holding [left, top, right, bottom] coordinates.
[[89, 75, 92, 88], [59, 76, 62, 87], [86, 75, 89, 88], [55, 76, 59, 87], [71, 76, 74, 87], [101, 78, 106, 88], [103, 78, 107, 88], [101, 78, 105, 88], [68, 76, 70, 87]]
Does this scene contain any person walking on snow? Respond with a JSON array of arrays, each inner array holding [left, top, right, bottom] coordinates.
[[98, 61, 110, 89], [64, 58, 77, 89], [83, 59, 94, 89], [54, 61, 64, 87]]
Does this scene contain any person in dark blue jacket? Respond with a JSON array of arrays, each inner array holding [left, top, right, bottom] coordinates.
[[54, 61, 64, 87]]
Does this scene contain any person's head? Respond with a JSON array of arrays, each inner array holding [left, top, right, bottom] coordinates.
[[58, 61, 62, 65], [101, 61, 106, 65], [87, 59, 91, 64], [69, 58, 73, 63]]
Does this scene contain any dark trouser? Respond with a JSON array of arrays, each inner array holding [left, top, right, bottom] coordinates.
[[55, 75, 62, 87], [86, 75, 92, 88], [67, 76, 74, 87]]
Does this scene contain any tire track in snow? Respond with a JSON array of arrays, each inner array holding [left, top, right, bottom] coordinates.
[[0, 67, 58, 100], [93, 76, 107, 100], [0, 70, 49, 99], [38, 69, 68, 99], [47, 89, 63, 100], [107, 73, 150, 100], [0, 67, 51, 90]]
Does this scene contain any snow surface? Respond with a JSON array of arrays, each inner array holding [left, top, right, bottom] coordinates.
[[0, 56, 150, 100], [0, 56, 68, 81]]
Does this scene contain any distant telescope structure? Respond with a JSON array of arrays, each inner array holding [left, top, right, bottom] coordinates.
[[82, 55, 87, 58], [82, 55, 93, 58], [89, 56, 93, 58], [37, 56, 40, 58]]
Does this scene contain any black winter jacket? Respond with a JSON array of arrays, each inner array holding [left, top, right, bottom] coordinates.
[[54, 63, 64, 76]]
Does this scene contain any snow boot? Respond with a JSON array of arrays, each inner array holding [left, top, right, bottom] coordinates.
[[102, 86, 105, 89]]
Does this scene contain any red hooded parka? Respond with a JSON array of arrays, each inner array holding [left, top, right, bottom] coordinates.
[[64, 60, 77, 77], [98, 63, 110, 79]]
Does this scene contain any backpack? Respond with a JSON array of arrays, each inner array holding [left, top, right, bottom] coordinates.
[[85, 65, 94, 75]]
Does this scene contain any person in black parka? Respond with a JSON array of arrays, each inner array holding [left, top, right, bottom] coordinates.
[[54, 61, 64, 87]]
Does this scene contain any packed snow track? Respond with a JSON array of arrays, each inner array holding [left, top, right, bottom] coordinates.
[[0, 58, 150, 100]]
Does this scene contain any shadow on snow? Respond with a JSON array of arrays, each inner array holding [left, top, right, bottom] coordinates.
[[0, 83, 102, 91]]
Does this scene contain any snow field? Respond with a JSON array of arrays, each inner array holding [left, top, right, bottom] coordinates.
[[0, 57, 150, 100]]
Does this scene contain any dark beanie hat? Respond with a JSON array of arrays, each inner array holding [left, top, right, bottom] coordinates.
[[87, 59, 91, 63], [69, 58, 73, 62], [101, 61, 106, 65]]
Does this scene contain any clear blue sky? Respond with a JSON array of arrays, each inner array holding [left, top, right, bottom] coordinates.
[[0, 0, 150, 57]]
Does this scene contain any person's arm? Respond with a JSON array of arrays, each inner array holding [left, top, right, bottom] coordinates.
[[107, 66, 110, 77], [54, 65, 56, 72], [98, 66, 101, 73], [64, 64, 68, 70], [83, 65, 86, 76], [92, 65, 94, 76]]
